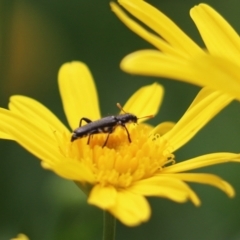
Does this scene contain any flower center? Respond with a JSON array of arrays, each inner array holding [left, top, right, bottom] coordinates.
[[64, 124, 174, 188]]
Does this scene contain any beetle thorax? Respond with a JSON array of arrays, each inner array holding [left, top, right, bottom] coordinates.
[[116, 113, 137, 124]]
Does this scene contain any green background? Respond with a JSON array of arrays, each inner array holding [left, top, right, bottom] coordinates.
[[1, 0, 240, 239]]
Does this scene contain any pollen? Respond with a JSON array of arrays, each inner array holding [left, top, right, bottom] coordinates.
[[62, 123, 174, 189]]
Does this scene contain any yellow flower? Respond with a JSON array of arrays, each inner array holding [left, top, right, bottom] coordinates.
[[0, 61, 239, 226], [11, 234, 29, 240], [111, 1, 240, 100]]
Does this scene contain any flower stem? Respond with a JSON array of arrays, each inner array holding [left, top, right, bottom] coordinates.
[[103, 211, 116, 240]]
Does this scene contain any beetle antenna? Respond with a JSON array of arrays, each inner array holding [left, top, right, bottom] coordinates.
[[116, 103, 126, 113], [137, 115, 154, 120], [117, 102, 154, 119]]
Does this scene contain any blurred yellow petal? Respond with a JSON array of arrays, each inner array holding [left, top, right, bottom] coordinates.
[[110, 2, 185, 57], [190, 4, 240, 57], [120, 49, 203, 81], [58, 61, 100, 130], [113, 0, 202, 56], [123, 82, 163, 122], [122, 50, 240, 101], [187, 55, 240, 101], [115, 1, 240, 101], [11, 234, 29, 240]]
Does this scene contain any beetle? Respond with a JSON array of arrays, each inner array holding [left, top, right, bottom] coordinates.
[[71, 103, 153, 147]]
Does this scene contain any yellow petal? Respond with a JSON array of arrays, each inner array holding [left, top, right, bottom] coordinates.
[[116, 0, 202, 55], [185, 87, 222, 111], [166, 173, 235, 197], [109, 190, 151, 226], [88, 184, 117, 208], [188, 55, 240, 101], [162, 152, 240, 173], [88, 185, 151, 226], [0, 108, 62, 163], [42, 161, 95, 183], [163, 88, 233, 151], [9, 95, 69, 133], [116, 1, 240, 101], [58, 61, 100, 130], [190, 4, 240, 57], [120, 49, 204, 80], [129, 176, 200, 205], [0, 131, 13, 140], [11, 234, 29, 240], [123, 82, 163, 122], [110, 2, 186, 58], [150, 121, 175, 136], [122, 51, 240, 101]]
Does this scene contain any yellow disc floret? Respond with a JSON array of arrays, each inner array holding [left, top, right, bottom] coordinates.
[[63, 123, 174, 189]]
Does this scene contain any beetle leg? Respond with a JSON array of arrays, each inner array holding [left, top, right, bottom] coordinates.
[[87, 134, 93, 145], [122, 125, 131, 143], [102, 133, 110, 148], [79, 117, 92, 127]]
